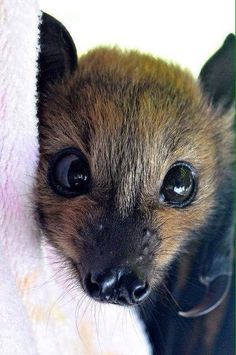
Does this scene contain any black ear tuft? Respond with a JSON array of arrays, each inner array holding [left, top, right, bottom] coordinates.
[[38, 12, 77, 91], [199, 34, 235, 111]]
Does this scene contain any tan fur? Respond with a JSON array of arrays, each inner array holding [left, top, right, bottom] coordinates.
[[36, 48, 234, 287]]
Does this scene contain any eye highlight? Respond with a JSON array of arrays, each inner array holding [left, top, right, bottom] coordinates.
[[160, 161, 197, 207], [48, 147, 90, 197]]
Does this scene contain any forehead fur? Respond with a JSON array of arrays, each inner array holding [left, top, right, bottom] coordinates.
[[39, 47, 233, 219]]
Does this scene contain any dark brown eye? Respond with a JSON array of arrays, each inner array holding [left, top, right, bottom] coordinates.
[[160, 161, 197, 207], [49, 148, 90, 197]]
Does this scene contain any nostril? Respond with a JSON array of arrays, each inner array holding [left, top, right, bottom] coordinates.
[[84, 271, 118, 302], [132, 282, 150, 303], [84, 273, 100, 298]]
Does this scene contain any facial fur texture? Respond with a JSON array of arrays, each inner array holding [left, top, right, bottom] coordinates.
[[36, 48, 233, 290]]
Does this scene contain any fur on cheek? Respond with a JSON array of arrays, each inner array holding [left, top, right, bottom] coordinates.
[[153, 192, 216, 266]]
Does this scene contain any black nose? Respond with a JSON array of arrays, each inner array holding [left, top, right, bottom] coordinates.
[[84, 268, 150, 305]]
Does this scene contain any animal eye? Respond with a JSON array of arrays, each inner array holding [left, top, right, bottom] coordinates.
[[48, 148, 90, 197], [160, 161, 197, 207]]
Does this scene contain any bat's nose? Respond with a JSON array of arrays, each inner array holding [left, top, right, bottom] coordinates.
[[83, 268, 150, 305]]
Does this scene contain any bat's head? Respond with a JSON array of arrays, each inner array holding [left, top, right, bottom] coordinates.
[[36, 13, 234, 306]]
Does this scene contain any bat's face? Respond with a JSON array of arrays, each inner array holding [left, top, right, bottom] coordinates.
[[36, 14, 234, 307]]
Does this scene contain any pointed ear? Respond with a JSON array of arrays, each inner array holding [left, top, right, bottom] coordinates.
[[38, 12, 78, 91], [199, 34, 235, 111]]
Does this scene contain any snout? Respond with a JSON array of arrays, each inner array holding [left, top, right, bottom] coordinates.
[[83, 268, 151, 305]]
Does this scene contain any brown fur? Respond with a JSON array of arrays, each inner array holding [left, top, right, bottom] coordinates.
[[36, 47, 233, 289]]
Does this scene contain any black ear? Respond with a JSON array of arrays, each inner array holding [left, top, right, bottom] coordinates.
[[38, 12, 77, 91], [199, 34, 235, 111]]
